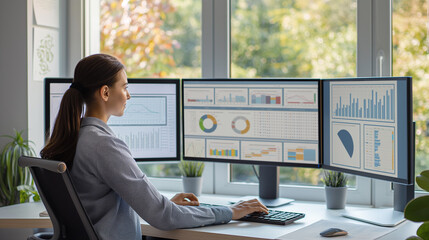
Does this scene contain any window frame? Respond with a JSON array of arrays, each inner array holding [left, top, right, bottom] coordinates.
[[83, 0, 419, 205]]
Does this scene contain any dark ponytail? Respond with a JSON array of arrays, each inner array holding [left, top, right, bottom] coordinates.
[[41, 54, 124, 167]]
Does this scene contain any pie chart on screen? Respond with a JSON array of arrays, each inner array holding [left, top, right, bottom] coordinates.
[[337, 129, 354, 158]]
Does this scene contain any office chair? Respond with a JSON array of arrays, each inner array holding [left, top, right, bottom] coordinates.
[[18, 156, 100, 240]]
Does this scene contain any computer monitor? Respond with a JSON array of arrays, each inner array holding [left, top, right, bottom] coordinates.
[[182, 78, 321, 207], [182, 78, 321, 167], [45, 78, 180, 161], [322, 77, 413, 226], [322, 77, 413, 184]]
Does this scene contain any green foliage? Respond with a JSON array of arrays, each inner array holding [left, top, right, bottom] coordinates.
[[392, 0, 429, 180], [178, 160, 204, 177], [0, 130, 37, 206], [231, 0, 357, 78], [405, 170, 429, 239], [17, 185, 40, 203], [321, 170, 348, 187], [100, 0, 201, 78]]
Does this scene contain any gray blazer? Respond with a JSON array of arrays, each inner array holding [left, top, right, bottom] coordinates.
[[71, 117, 232, 240]]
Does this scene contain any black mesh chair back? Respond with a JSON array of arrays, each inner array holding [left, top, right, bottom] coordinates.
[[18, 156, 99, 240]]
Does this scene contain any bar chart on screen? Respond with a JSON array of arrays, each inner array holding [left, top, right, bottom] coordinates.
[[215, 88, 248, 105], [249, 88, 283, 106], [331, 83, 395, 122], [206, 139, 240, 159]]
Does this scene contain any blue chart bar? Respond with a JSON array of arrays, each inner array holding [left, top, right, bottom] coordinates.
[[334, 89, 394, 120], [374, 130, 381, 167], [219, 94, 246, 103]]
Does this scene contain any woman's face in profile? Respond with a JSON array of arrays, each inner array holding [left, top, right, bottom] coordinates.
[[107, 69, 130, 117]]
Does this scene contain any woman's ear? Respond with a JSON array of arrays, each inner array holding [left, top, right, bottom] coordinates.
[[99, 85, 110, 102]]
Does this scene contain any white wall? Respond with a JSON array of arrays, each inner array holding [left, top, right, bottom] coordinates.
[[0, 0, 29, 148], [28, 0, 69, 154], [0, 1, 30, 238], [0, 0, 80, 238]]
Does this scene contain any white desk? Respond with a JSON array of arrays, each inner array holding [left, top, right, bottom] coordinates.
[[0, 193, 420, 240]]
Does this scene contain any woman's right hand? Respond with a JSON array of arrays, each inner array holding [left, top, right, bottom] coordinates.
[[229, 199, 269, 220]]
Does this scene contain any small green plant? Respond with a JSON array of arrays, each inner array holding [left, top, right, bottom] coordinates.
[[0, 130, 39, 205], [404, 170, 429, 240], [321, 170, 348, 187], [178, 160, 205, 177]]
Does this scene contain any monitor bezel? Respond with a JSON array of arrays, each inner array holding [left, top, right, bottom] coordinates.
[[45, 77, 181, 162], [321, 77, 413, 184], [181, 78, 322, 168]]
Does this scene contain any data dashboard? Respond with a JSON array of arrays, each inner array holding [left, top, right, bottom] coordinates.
[[183, 79, 320, 166]]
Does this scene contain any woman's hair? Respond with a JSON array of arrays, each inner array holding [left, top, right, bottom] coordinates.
[[40, 54, 124, 167]]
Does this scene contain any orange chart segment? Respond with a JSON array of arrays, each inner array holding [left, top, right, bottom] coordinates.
[[232, 116, 250, 134]]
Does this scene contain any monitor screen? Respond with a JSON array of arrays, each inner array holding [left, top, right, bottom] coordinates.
[[45, 78, 180, 161], [182, 79, 321, 167], [322, 77, 413, 184]]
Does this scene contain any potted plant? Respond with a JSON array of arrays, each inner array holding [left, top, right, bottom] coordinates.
[[178, 160, 205, 196], [0, 130, 39, 206], [404, 170, 429, 240], [321, 170, 348, 209]]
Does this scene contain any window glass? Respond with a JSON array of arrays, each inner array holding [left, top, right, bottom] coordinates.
[[392, 0, 429, 189], [100, 0, 202, 177], [230, 0, 357, 186]]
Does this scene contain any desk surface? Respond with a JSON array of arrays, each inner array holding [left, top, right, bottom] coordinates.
[[0, 193, 420, 240]]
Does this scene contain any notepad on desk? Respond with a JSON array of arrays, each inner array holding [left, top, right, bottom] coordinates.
[[277, 220, 396, 240]]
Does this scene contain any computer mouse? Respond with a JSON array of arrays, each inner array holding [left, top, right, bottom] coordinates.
[[320, 228, 348, 237]]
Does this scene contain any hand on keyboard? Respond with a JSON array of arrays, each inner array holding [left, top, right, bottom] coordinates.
[[229, 198, 269, 220], [198, 202, 305, 225]]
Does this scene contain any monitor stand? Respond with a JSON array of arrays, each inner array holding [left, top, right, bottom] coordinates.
[[343, 122, 415, 227], [233, 165, 294, 208], [342, 183, 414, 227]]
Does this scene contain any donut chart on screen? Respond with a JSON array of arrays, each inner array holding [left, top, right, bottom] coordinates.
[[231, 116, 250, 134], [199, 114, 217, 133]]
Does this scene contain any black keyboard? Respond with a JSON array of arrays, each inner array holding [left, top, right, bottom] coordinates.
[[199, 203, 305, 225]]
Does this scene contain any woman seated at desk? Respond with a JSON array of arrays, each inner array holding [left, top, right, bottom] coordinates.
[[40, 54, 268, 240]]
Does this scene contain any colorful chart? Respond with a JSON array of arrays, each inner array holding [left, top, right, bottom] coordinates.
[[199, 114, 217, 133], [287, 148, 316, 161], [209, 148, 238, 157], [206, 139, 240, 159], [231, 116, 250, 134], [251, 95, 281, 105]]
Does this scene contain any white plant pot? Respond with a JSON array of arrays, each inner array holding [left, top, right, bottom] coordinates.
[[325, 186, 347, 209], [182, 176, 203, 196]]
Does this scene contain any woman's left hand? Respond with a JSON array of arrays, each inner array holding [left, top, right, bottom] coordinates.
[[170, 193, 200, 206]]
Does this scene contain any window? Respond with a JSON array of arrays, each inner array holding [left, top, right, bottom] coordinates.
[[392, 0, 429, 190], [99, 0, 202, 177], [85, 0, 379, 203], [230, 0, 357, 187]]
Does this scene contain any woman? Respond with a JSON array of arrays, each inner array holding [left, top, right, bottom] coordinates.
[[41, 54, 268, 240]]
